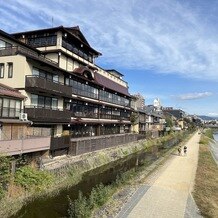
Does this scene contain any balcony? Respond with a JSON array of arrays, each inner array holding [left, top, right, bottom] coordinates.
[[25, 75, 72, 98], [24, 106, 71, 123], [0, 136, 51, 156], [0, 46, 58, 67], [50, 135, 71, 151], [72, 111, 99, 119], [100, 114, 124, 120]]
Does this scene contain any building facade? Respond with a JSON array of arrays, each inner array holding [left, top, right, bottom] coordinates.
[[0, 26, 132, 155]]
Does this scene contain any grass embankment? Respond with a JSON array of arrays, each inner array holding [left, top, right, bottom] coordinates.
[[0, 131, 192, 217], [68, 170, 137, 218], [68, 131, 195, 217], [193, 129, 218, 218]]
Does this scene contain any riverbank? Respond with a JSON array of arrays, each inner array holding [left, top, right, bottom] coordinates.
[[91, 131, 196, 217], [193, 129, 218, 217], [0, 131, 192, 217]]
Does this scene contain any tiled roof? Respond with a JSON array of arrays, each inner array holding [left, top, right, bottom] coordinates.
[[0, 83, 26, 99], [94, 73, 130, 96]]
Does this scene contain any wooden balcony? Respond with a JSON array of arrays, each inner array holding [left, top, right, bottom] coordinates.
[[24, 106, 71, 123], [0, 136, 50, 156], [0, 46, 58, 67], [25, 75, 72, 98], [50, 135, 71, 151]]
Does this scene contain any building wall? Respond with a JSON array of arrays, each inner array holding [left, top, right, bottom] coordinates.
[[0, 55, 27, 88]]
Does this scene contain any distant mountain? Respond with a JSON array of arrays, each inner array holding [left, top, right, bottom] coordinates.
[[198, 115, 218, 121]]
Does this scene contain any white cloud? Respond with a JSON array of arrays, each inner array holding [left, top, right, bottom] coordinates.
[[175, 92, 213, 100], [208, 113, 218, 117], [2, 0, 218, 81]]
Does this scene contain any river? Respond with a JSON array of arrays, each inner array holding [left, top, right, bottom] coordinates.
[[10, 137, 182, 218], [211, 133, 218, 164]]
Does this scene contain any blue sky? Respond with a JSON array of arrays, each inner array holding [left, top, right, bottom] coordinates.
[[1, 0, 218, 116]]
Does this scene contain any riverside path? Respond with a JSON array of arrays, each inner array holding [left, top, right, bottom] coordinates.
[[117, 132, 202, 218]]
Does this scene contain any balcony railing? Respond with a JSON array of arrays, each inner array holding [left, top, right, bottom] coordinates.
[[69, 133, 146, 156], [0, 136, 51, 156], [72, 111, 99, 119], [50, 135, 71, 151], [24, 106, 71, 123], [0, 46, 58, 67], [99, 114, 125, 120], [25, 75, 72, 98]]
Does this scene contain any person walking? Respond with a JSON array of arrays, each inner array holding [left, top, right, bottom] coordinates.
[[184, 146, 187, 155], [178, 146, 182, 156]]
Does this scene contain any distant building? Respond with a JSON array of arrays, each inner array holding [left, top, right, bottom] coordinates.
[[133, 93, 145, 109], [163, 107, 186, 129], [153, 98, 161, 111]]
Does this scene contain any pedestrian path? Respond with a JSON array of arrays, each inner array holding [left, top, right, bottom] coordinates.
[[117, 132, 202, 218]]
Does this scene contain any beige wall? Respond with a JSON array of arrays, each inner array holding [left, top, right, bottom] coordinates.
[[0, 55, 28, 88], [131, 123, 139, 133], [45, 53, 58, 63]]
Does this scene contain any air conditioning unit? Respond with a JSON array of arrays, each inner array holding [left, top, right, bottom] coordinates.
[[19, 113, 28, 121]]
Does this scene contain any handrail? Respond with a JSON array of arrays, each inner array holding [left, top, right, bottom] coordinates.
[[26, 75, 71, 87], [0, 46, 58, 66]]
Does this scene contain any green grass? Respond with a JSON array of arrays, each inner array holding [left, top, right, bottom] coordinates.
[[193, 129, 218, 218]]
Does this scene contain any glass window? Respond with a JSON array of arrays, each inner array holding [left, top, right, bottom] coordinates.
[[53, 75, 59, 83], [0, 40, 6, 48], [8, 62, 13, 78], [52, 98, 58, 109], [32, 67, 39, 76], [38, 96, 44, 107], [65, 77, 70, 85], [2, 98, 9, 117], [0, 64, 4, 78], [46, 73, 52, 81], [31, 94, 38, 106], [45, 97, 51, 108], [3, 98, 9, 107], [9, 99, 15, 117], [10, 99, 15, 108], [39, 71, 46, 78], [15, 100, 21, 117]]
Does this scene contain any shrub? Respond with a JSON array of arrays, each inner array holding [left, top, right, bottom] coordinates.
[[15, 166, 53, 191]]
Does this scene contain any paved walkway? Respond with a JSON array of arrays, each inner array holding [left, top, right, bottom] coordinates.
[[117, 132, 201, 218]]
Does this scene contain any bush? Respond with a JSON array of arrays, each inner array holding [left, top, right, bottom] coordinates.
[[15, 166, 53, 191], [68, 191, 91, 218], [0, 155, 11, 200]]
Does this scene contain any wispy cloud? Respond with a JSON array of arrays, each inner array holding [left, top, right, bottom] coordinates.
[[1, 0, 218, 81], [208, 113, 218, 117], [174, 92, 213, 100]]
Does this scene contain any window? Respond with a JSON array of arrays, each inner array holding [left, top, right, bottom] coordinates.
[[8, 62, 13, 78], [0, 98, 21, 118], [53, 75, 59, 83], [32, 67, 39, 76], [0, 40, 5, 48], [0, 39, 12, 48], [52, 98, 58, 109], [0, 64, 4, 78], [15, 100, 21, 117], [0, 98, 2, 116], [31, 94, 38, 106], [9, 99, 15, 117], [2, 98, 9, 117], [30, 94, 58, 109]]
